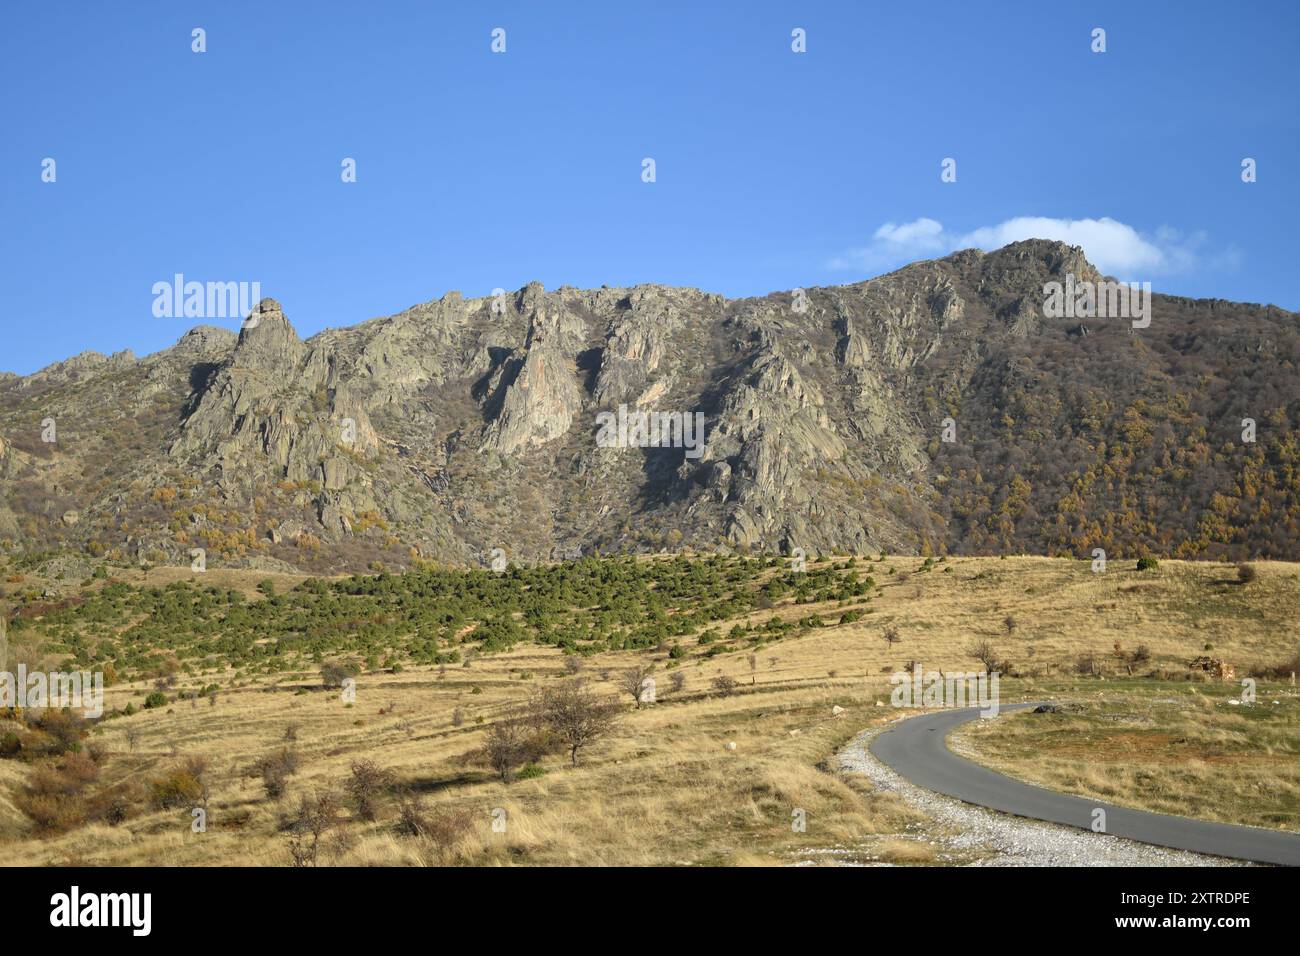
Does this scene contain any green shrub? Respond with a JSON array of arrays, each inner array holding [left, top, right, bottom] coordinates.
[[143, 691, 168, 709], [1136, 556, 1159, 571], [320, 662, 358, 688]]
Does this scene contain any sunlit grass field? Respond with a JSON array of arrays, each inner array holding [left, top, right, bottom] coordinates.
[[953, 686, 1300, 832], [1, 554, 1297, 865]]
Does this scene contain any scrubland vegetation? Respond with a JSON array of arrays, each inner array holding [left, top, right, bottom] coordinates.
[[1, 552, 1297, 865]]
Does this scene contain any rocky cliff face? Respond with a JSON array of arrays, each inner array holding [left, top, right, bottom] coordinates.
[[2, 239, 1297, 572]]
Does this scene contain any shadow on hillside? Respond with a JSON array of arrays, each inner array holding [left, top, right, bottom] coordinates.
[[401, 772, 480, 794]]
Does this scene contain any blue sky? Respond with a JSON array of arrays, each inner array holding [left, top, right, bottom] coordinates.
[[2, 1, 1296, 375]]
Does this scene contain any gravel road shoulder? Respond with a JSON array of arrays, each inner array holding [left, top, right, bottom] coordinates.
[[832, 718, 1240, 867]]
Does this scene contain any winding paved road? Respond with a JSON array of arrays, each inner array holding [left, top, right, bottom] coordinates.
[[868, 702, 1300, 866]]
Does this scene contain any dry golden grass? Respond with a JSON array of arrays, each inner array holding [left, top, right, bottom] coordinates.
[[875, 838, 939, 864], [953, 690, 1300, 831], [2, 554, 1298, 865], [0, 652, 932, 865]]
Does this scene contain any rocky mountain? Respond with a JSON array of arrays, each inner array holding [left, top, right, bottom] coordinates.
[[2, 240, 1297, 573]]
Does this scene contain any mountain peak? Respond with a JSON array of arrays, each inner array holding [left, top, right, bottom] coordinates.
[[239, 297, 293, 335], [3, 242, 1294, 572], [235, 298, 305, 367], [989, 238, 1100, 277]]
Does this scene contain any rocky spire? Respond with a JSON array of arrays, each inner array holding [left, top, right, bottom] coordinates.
[[235, 298, 306, 369]]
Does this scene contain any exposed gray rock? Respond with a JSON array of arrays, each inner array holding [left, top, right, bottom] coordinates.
[[1, 239, 1294, 571]]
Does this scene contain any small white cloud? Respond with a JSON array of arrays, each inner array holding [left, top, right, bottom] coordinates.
[[957, 217, 1166, 274], [829, 217, 946, 271], [873, 217, 946, 251], [830, 216, 1230, 279]]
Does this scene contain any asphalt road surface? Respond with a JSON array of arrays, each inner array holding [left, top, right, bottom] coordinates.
[[868, 702, 1300, 866]]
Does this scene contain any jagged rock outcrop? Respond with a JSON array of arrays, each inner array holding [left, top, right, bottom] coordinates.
[[168, 299, 384, 540], [18, 349, 137, 390], [2, 239, 1297, 571], [480, 288, 587, 455]]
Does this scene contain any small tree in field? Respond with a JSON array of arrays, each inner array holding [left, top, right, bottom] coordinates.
[[968, 641, 999, 673], [484, 718, 530, 783], [344, 760, 395, 821], [618, 664, 654, 709], [286, 791, 339, 867], [251, 748, 299, 800], [882, 625, 901, 647], [395, 793, 473, 862], [711, 674, 738, 697], [535, 680, 620, 767]]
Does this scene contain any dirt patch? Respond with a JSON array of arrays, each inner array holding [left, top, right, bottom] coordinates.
[[1023, 729, 1251, 765]]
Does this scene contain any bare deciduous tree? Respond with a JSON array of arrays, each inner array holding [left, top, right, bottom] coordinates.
[[534, 680, 620, 766], [286, 791, 340, 867], [395, 792, 473, 862], [251, 747, 300, 800], [483, 718, 530, 783], [344, 759, 395, 821], [968, 640, 999, 673], [618, 663, 654, 709], [711, 674, 738, 697]]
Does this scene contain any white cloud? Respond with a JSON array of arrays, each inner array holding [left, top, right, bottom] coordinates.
[[830, 216, 1229, 279], [872, 217, 947, 252]]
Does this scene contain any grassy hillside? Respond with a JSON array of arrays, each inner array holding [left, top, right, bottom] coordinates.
[[952, 688, 1300, 831], [1, 553, 1297, 866]]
